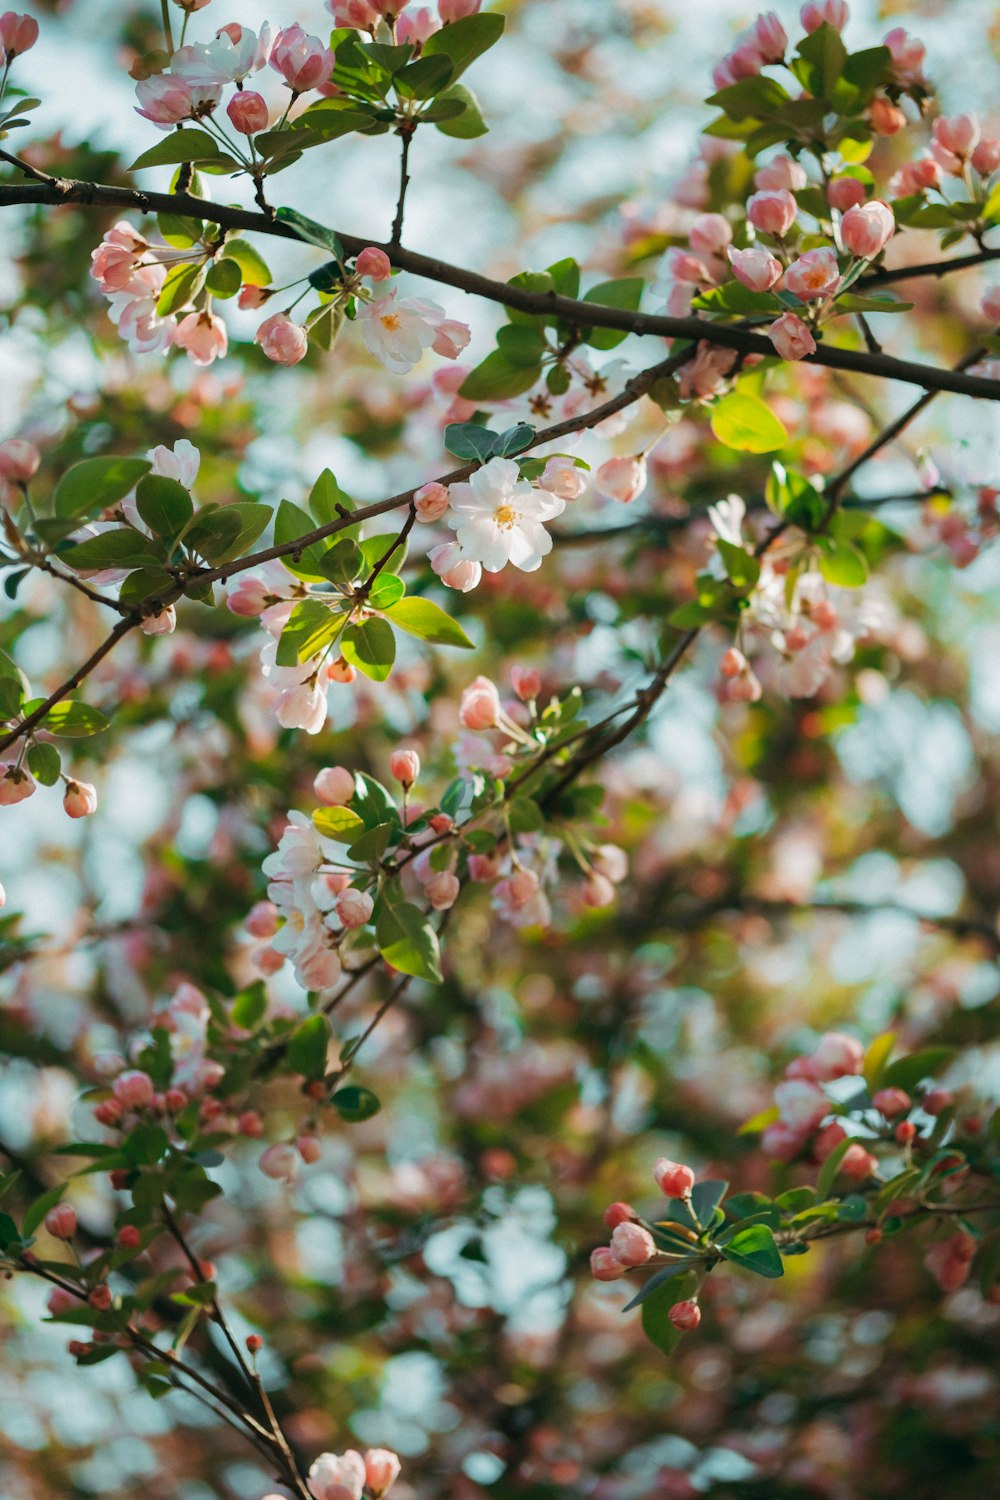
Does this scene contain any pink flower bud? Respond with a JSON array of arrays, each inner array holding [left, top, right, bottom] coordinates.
[[44, 1203, 78, 1239], [923, 1087, 954, 1116], [592, 844, 627, 884], [424, 869, 460, 910], [754, 154, 807, 192], [430, 318, 471, 360], [603, 1201, 637, 1229], [269, 24, 335, 93], [314, 766, 356, 805], [827, 175, 866, 211], [259, 1142, 299, 1181], [768, 311, 816, 361], [253, 944, 285, 975], [227, 90, 269, 134], [113, 1071, 154, 1109], [88, 1284, 112, 1312], [439, 0, 481, 19], [238, 284, 272, 310], [803, 1031, 864, 1082], [94, 1099, 123, 1127], [468, 853, 498, 882], [0, 763, 35, 805], [972, 139, 1000, 176], [0, 437, 40, 482], [245, 900, 280, 938], [783, 247, 841, 300], [590, 1246, 627, 1281], [538, 457, 586, 500], [932, 113, 980, 164], [668, 1298, 702, 1331], [720, 647, 747, 678], [140, 604, 176, 636], [364, 1450, 402, 1498], [747, 189, 797, 238], [883, 26, 925, 86], [873, 1087, 911, 1118], [296, 1134, 323, 1164], [583, 872, 616, 908], [510, 665, 541, 701], [429, 813, 453, 833], [227, 577, 273, 616], [117, 1225, 142, 1251], [63, 780, 98, 819], [429, 541, 481, 592], [689, 213, 732, 257], [840, 1143, 878, 1181], [389, 747, 421, 786], [413, 481, 450, 522], [356, 246, 393, 281], [336, 887, 374, 928], [255, 312, 309, 366], [981, 287, 1000, 324], [869, 98, 907, 136], [459, 675, 501, 730], [610, 1221, 656, 1266], [727, 246, 782, 292], [653, 1158, 696, 1198], [800, 1, 848, 34], [749, 11, 787, 63], [840, 199, 894, 259], [595, 454, 647, 505], [175, 310, 228, 367], [47, 1287, 78, 1316], [0, 12, 39, 56]]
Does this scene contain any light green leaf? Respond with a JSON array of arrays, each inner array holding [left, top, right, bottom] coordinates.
[[376, 895, 442, 983], [131, 129, 239, 173], [52, 457, 151, 521], [711, 393, 788, 453], [720, 1223, 784, 1278], [382, 597, 474, 648], [341, 618, 396, 681], [135, 475, 193, 537]]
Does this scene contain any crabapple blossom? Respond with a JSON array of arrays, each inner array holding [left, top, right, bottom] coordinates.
[[413, 481, 450, 521], [728, 246, 782, 292], [688, 213, 732, 257], [259, 1142, 300, 1182], [424, 869, 461, 910], [447, 457, 565, 572], [972, 139, 1000, 175], [63, 781, 98, 819], [873, 1088, 911, 1118], [44, 1203, 77, 1239], [869, 98, 907, 136], [308, 1450, 367, 1500], [746, 189, 797, 237], [439, 0, 481, 19], [768, 312, 816, 361], [429, 540, 481, 591], [113, 1071, 155, 1109], [0, 765, 35, 805], [328, 0, 382, 29], [538, 457, 586, 500], [510, 665, 541, 701], [603, 1201, 636, 1229], [840, 200, 895, 259], [610, 1221, 656, 1266], [981, 287, 1000, 324], [653, 1159, 695, 1198], [748, 12, 788, 62], [590, 1246, 627, 1281], [389, 748, 420, 786], [336, 888, 374, 928], [355, 246, 392, 282], [175, 311, 228, 367], [314, 766, 356, 805], [0, 438, 40, 482], [783, 247, 842, 300], [140, 605, 177, 636], [227, 91, 269, 134], [595, 455, 647, 505], [668, 1299, 702, 1332], [269, 25, 335, 93], [827, 175, 867, 211], [358, 287, 440, 373], [754, 154, 807, 192], [0, 12, 38, 55], [363, 1449, 402, 1498], [255, 313, 309, 366], [459, 675, 501, 730], [800, 0, 849, 33]]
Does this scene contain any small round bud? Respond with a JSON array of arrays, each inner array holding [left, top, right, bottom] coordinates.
[[117, 1225, 141, 1251], [668, 1298, 702, 1332], [44, 1203, 78, 1240], [653, 1158, 696, 1198], [246, 1333, 264, 1354], [389, 747, 420, 787], [314, 766, 356, 806]]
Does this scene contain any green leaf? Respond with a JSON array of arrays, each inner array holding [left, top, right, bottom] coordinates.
[[717, 539, 760, 590], [22, 699, 110, 738], [423, 11, 505, 80], [231, 981, 268, 1030], [186, 502, 271, 564], [315, 539, 362, 585], [118, 568, 176, 607], [444, 422, 502, 462], [205, 258, 242, 299], [819, 540, 868, 587], [24, 1183, 67, 1238], [313, 805, 365, 843], [26, 741, 61, 785], [863, 1031, 896, 1089], [123, 1123, 169, 1166], [690, 1179, 729, 1228], [52, 457, 152, 521], [158, 212, 204, 248], [711, 393, 788, 454], [794, 22, 849, 102], [383, 597, 474, 649], [135, 475, 193, 537], [460, 350, 541, 402], [309, 468, 355, 526], [0, 677, 22, 720], [131, 129, 239, 173], [881, 1047, 954, 1092], [274, 498, 336, 582], [836, 293, 913, 315], [219, 238, 272, 287], [332, 1086, 381, 1122], [639, 1271, 699, 1353], [376, 894, 442, 982], [369, 573, 405, 610], [287, 1014, 330, 1078], [341, 618, 396, 682], [816, 1137, 853, 1199], [276, 599, 341, 667], [61, 528, 165, 572], [582, 277, 644, 350], [721, 1223, 784, 1278], [395, 53, 454, 98], [496, 325, 549, 368], [274, 206, 345, 259], [508, 797, 544, 833], [156, 262, 205, 317], [432, 84, 488, 138], [347, 821, 395, 863]]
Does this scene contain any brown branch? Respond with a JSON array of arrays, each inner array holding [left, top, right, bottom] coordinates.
[[0, 178, 998, 399]]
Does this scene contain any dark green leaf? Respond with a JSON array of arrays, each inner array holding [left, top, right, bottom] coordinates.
[[52, 457, 152, 521]]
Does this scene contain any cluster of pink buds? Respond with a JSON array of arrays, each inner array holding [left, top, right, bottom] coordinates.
[[924, 1230, 978, 1292], [591, 1159, 703, 1333], [327, 0, 481, 41]]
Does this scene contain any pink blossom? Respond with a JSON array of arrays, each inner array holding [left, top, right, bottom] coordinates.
[[754, 154, 807, 192], [429, 540, 481, 592], [135, 74, 200, 126], [749, 12, 787, 63], [430, 317, 471, 359], [728, 245, 781, 292], [89, 222, 146, 292], [44, 1203, 77, 1239], [972, 139, 1000, 176], [269, 24, 335, 93], [653, 1158, 695, 1197], [227, 576, 274, 617], [424, 869, 460, 910], [0, 763, 35, 806], [590, 1246, 627, 1280], [239, 284, 272, 309], [800, 1, 849, 34], [227, 90, 269, 134], [689, 213, 732, 257], [140, 604, 177, 637], [538, 457, 586, 500], [873, 1087, 911, 1118], [364, 1451, 402, 1498], [356, 246, 392, 281], [677, 342, 737, 401], [592, 844, 628, 884], [0, 438, 40, 482], [414, 481, 450, 522], [783, 247, 841, 300], [175, 310, 228, 367], [510, 665, 541, 701], [397, 7, 438, 46], [308, 1452, 367, 1500], [259, 1142, 299, 1182], [827, 175, 866, 211], [869, 98, 907, 136], [336, 888, 374, 928], [255, 312, 309, 366], [668, 1298, 701, 1331], [582, 872, 615, 908], [603, 1201, 636, 1229], [389, 747, 420, 785], [610, 1221, 656, 1266], [47, 1287, 78, 1316], [768, 311, 816, 361], [245, 900, 280, 939], [798, 1030, 864, 1082], [314, 766, 356, 805], [889, 156, 941, 196], [980, 286, 1000, 324], [275, 679, 327, 735], [595, 454, 647, 504], [113, 1070, 155, 1109], [931, 114, 981, 174], [459, 675, 501, 730], [63, 780, 98, 819], [747, 189, 797, 237], [440, 0, 481, 19], [0, 12, 38, 55], [840, 200, 894, 259], [328, 0, 382, 30], [774, 1078, 828, 1133], [883, 27, 925, 87], [840, 1143, 878, 1181]]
